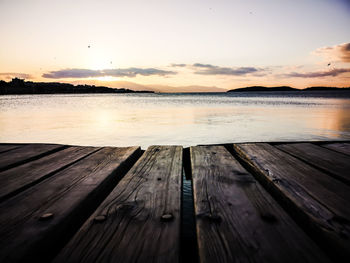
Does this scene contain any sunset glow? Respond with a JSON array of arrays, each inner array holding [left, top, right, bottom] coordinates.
[[95, 76, 119, 82], [1, 0, 349, 91]]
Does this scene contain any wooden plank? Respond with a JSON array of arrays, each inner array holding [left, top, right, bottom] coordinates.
[[0, 144, 65, 171], [0, 144, 22, 154], [0, 146, 100, 202], [54, 146, 182, 263], [321, 142, 350, 156], [276, 143, 350, 185], [234, 143, 350, 262], [0, 146, 141, 262], [191, 145, 329, 263]]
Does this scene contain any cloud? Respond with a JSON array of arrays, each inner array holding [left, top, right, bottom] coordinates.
[[314, 42, 350, 63], [170, 63, 187, 67], [192, 63, 263, 76], [42, 69, 101, 79], [282, 68, 350, 78], [42, 68, 177, 79], [0, 72, 32, 80], [104, 68, 176, 77], [193, 63, 216, 69]]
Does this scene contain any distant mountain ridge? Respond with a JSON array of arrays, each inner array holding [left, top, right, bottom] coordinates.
[[0, 78, 153, 95], [71, 79, 226, 93], [228, 86, 296, 92], [227, 86, 350, 92], [2, 79, 350, 95], [0, 78, 226, 94], [303, 86, 350, 91]]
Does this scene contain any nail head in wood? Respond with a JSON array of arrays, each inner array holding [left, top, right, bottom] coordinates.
[[94, 215, 106, 223], [161, 213, 173, 222], [39, 213, 53, 221]]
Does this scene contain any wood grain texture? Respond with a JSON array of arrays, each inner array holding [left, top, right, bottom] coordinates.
[[191, 145, 329, 263], [276, 143, 350, 185], [0, 146, 100, 202], [0, 144, 65, 171], [0, 144, 22, 154], [321, 142, 350, 156], [234, 143, 350, 262], [0, 146, 141, 263], [54, 146, 182, 263]]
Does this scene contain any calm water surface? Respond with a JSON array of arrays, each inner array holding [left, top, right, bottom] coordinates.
[[1, 92, 350, 148]]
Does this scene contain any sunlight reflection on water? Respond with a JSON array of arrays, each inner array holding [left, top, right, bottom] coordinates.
[[1, 92, 350, 148]]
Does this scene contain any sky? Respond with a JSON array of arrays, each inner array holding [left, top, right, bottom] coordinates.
[[0, 0, 349, 92]]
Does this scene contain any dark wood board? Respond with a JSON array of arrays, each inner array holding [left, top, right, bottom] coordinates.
[[321, 142, 350, 156], [234, 143, 350, 262], [276, 143, 350, 185], [0, 146, 141, 262], [54, 145, 182, 263], [0, 146, 100, 202], [0, 144, 65, 171], [191, 145, 329, 263], [0, 144, 22, 154]]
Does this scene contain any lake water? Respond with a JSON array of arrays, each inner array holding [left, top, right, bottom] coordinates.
[[1, 91, 350, 148]]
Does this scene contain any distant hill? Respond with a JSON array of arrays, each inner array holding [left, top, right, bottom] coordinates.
[[227, 86, 350, 92], [304, 86, 350, 91], [71, 80, 155, 92], [71, 79, 226, 93], [227, 86, 297, 92], [0, 78, 154, 95], [3, 79, 349, 95]]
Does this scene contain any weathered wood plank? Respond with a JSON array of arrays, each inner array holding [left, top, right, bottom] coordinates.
[[276, 143, 350, 185], [54, 146, 182, 263], [234, 143, 350, 262], [0, 146, 100, 202], [191, 145, 329, 263], [0, 144, 22, 154], [0, 146, 141, 263], [321, 142, 350, 156], [0, 144, 65, 171]]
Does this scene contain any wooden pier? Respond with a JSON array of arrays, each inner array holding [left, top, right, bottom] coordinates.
[[0, 142, 349, 262]]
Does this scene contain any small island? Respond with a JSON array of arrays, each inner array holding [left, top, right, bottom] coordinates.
[[0, 78, 154, 95], [227, 86, 350, 92], [228, 86, 296, 92]]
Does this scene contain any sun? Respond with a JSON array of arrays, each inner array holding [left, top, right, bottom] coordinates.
[[86, 49, 114, 70]]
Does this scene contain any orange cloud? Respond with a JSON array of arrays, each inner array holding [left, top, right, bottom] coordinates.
[[281, 68, 350, 78], [314, 42, 350, 63], [192, 63, 267, 76]]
